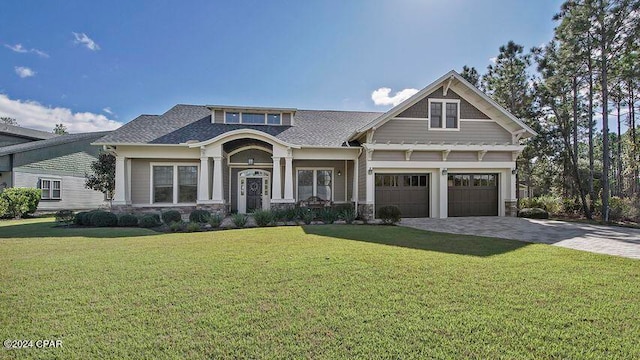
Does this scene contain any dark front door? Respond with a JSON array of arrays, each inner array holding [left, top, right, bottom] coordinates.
[[246, 177, 262, 212], [448, 174, 498, 217], [375, 174, 429, 218]]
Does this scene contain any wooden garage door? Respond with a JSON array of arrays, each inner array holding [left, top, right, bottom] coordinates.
[[448, 173, 498, 217], [375, 174, 429, 218]]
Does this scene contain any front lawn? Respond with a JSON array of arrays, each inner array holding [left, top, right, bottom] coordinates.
[[1, 218, 638, 359]]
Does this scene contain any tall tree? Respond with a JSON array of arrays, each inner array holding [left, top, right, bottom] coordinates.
[[0, 117, 18, 126], [53, 123, 68, 135], [460, 65, 480, 87]]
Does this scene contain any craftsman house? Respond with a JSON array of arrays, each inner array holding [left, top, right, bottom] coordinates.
[[95, 71, 536, 219]]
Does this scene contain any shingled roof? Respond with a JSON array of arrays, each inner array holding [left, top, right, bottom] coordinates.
[[0, 123, 58, 140], [95, 105, 382, 147], [0, 131, 112, 156]]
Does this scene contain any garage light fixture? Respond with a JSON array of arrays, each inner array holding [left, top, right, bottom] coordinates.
[[511, 169, 518, 175], [368, 168, 373, 175], [441, 168, 448, 176]]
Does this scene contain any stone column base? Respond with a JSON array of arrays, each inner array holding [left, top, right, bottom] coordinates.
[[505, 200, 518, 217], [357, 204, 374, 221], [270, 202, 296, 212]]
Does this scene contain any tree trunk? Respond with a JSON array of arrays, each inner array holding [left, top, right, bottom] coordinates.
[[600, 21, 610, 222], [617, 99, 623, 196], [587, 39, 596, 210]]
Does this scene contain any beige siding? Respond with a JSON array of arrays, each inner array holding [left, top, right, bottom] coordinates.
[[282, 113, 292, 126], [130, 158, 199, 205], [372, 151, 405, 161], [483, 151, 513, 162], [0, 171, 12, 188], [447, 152, 478, 162], [222, 157, 228, 202], [398, 87, 490, 119], [230, 168, 240, 211], [346, 160, 354, 201], [293, 160, 349, 202], [230, 149, 272, 164], [213, 110, 224, 123], [358, 151, 366, 202], [374, 119, 512, 144], [13, 172, 106, 211], [411, 151, 442, 161]]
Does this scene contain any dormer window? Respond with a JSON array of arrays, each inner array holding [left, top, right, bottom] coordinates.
[[224, 111, 283, 125], [428, 99, 460, 130]]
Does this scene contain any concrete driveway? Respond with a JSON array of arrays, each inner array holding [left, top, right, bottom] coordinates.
[[400, 217, 640, 259]]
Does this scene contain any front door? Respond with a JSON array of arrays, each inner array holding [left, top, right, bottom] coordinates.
[[246, 177, 262, 212]]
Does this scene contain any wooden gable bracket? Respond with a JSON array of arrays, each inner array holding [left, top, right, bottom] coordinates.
[[366, 148, 374, 161], [366, 128, 376, 143], [443, 75, 454, 96], [512, 151, 520, 161], [405, 149, 413, 161], [512, 129, 526, 144], [442, 149, 451, 161], [477, 150, 488, 161]]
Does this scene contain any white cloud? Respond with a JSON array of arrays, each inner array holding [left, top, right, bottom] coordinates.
[[5, 43, 27, 53], [371, 87, 419, 107], [0, 94, 121, 133], [102, 107, 114, 115], [72, 32, 100, 51], [4, 43, 49, 57], [14, 66, 36, 78]]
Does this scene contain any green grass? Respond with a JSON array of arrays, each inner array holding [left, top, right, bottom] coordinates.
[[1, 218, 639, 359]]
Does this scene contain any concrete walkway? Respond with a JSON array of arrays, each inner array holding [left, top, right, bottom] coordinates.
[[400, 217, 640, 259]]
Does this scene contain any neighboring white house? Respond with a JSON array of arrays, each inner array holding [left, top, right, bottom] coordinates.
[[95, 71, 536, 219]]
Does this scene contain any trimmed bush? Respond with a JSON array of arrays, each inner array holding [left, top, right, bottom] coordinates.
[[169, 221, 184, 232], [186, 222, 201, 232], [520, 195, 562, 215], [139, 214, 161, 228], [340, 207, 356, 224], [208, 213, 224, 228], [55, 210, 75, 226], [253, 209, 274, 227], [189, 209, 211, 223], [518, 207, 549, 219], [0, 187, 41, 218], [378, 205, 401, 225], [231, 213, 248, 228], [89, 211, 118, 227], [118, 214, 139, 227], [74, 211, 88, 225], [272, 209, 287, 223], [284, 208, 298, 222], [319, 207, 338, 224], [162, 210, 182, 224]]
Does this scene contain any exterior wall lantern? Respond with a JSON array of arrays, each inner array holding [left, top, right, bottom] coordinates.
[[441, 168, 448, 176], [367, 168, 373, 175], [512, 169, 518, 175]]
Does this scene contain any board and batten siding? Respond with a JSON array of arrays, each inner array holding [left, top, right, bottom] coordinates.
[[13, 172, 106, 211], [373, 120, 512, 144], [397, 87, 490, 119]]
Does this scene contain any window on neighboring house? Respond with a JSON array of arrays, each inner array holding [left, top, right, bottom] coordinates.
[[429, 100, 460, 129], [152, 164, 199, 204], [40, 179, 61, 200], [297, 169, 333, 201], [224, 111, 283, 125]]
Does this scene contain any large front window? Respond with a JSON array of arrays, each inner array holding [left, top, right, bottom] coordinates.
[[152, 164, 199, 204], [297, 169, 333, 201]]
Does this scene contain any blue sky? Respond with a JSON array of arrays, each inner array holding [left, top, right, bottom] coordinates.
[[0, 0, 562, 132]]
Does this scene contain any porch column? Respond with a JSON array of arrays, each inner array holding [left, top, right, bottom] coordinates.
[[212, 156, 224, 202], [284, 156, 294, 201], [198, 155, 210, 201], [112, 155, 128, 205], [271, 157, 282, 200], [439, 168, 448, 218]]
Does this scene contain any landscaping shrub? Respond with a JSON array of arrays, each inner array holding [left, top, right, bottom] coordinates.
[[89, 211, 118, 227], [139, 214, 161, 228], [285, 208, 298, 222], [272, 209, 287, 223], [78, 210, 99, 226], [169, 221, 184, 232], [162, 210, 182, 224], [118, 214, 139, 227], [378, 205, 401, 225], [518, 207, 549, 219], [189, 209, 211, 223], [74, 211, 88, 225], [0, 187, 41, 218], [340, 207, 356, 224], [608, 196, 633, 222], [186, 222, 201, 232], [208, 213, 224, 228], [231, 213, 248, 228], [300, 208, 315, 225], [562, 197, 582, 215], [521, 195, 562, 215], [319, 207, 338, 224], [253, 209, 274, 227], [55, 210, 75, 225]]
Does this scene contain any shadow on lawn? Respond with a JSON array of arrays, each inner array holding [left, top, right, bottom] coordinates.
[[0, 221, 157, 239], [302, 224, 530, 257]]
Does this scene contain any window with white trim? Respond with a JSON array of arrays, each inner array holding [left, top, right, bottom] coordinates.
[[40, 179, 61, 200], [224, 111, 282, 125], [429, 99, 459, 129], [151, 164, 199, 204], [297, 169, 333, 201]]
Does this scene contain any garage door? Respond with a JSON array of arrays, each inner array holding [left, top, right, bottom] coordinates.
[[448, 173, 498, 217], [375, 174, 429, 218]]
